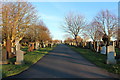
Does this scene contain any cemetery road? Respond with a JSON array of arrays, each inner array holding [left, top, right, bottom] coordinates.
[[7, 44, 119, 79]]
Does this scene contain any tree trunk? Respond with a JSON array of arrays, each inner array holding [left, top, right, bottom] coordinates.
[[6, 38, 12, 59], [75, 35, 78, 47]]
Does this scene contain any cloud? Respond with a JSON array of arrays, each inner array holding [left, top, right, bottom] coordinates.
[[40, 13, 62, 22]]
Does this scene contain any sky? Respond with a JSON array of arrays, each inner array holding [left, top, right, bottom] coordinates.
[[31, 2, 118, 41]]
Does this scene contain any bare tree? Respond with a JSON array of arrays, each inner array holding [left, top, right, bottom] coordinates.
[[94, 10, 118, 44], [86, 21, 104, 41], [62, 12, 86, 46]]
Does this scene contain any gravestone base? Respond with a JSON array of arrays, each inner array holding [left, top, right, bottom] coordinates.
[[107, 59, 116, 64], [15, 61, 24, 65]]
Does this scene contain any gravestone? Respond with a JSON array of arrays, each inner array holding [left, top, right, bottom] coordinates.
[[39, 44, 42, 48], [35, 42, 39, 50], [71, 42, 73, 45], [0, 46, 8, 64], [15, 41, 24, 65], [86, 42, 89, 48], [31, 43, 35, 50], [48, 43, 51, 48], [96, 42, 100, 52], [28, 43, 32, 52], [100, 46, 106, 54], [87, 42, 89, 48], [90, 42, 93, 50], [106, 45, 116, 64], [51, 43, 54, 47]]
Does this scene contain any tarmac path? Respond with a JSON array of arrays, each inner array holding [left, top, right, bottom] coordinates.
[[6, 44, 119, 79]]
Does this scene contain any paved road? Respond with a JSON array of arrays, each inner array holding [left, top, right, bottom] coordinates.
[[8, 44, 119, 78]]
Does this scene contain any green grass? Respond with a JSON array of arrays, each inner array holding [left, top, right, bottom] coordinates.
[[1, 45, 56, 78], [69, 45, 120, 74], [115, 48, 120, 55]]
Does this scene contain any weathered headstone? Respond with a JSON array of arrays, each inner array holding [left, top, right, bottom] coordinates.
[[106, 45, 116, 64], [100, 46, 106, 54], [15, 41, 24, 65], [0, 46, 8, 64]]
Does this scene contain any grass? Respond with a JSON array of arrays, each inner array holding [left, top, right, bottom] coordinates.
[[115, 48, 120, 55], [1, 45, 56, 78], [69, 45, 120, 74]]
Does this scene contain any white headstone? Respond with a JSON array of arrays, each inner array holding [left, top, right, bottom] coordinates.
[[96, 42, 99, 52], [101, 46, 106, 54], [107, 46, 116, 64]]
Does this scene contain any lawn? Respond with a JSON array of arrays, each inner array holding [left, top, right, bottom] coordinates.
[[69, 45, 120, 74], [1, 45, 56, 78], [115, 48, 120, 55]]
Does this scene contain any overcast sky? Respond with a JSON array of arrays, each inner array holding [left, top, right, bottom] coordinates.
[[31, 2, 118, 41]]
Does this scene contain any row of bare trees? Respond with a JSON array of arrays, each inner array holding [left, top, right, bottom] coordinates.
[[63, 10, 119, 46], [1, 2, 52, 59]]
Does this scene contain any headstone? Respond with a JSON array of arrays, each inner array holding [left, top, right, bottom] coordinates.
[[48, 43, 51, 48], [88, 42, 91, 49], [28, 43, 32, 52], [31, 43, 35, 50], [15, 41, 24, 65], [90, 42, 93, 50], [39, 44, 42, 48], [72, 42, 74, 46], [106, 45, 116, 64], [43, 44, 46, 48], [0, 46, 8, 64], [35, 42, 39, 50], [96, 42, 99, 52], [100, 46, 106, 54], [51, 43, 53, 47]]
